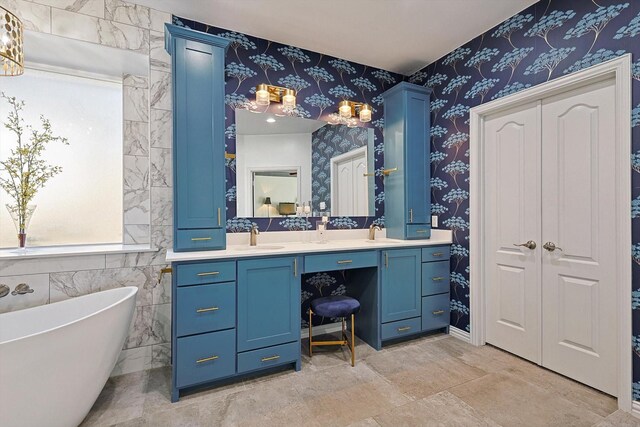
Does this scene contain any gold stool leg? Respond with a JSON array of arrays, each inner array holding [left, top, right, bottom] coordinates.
[[351, 313, 355, 367], [309, 309, 313, 357]]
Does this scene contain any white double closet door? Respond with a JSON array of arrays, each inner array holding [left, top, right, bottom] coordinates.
[[484, 77, 618, 395]]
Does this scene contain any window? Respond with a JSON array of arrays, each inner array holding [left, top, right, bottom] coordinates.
[[0, 67, 123, 248]]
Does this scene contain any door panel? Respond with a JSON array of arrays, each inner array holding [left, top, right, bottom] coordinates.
[[484, 102, 541, 363], [381, 249, 421, 323], [541, 78, 617, 395]]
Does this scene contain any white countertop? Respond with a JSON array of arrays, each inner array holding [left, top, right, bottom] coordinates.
[[166, 229, 452, 262]]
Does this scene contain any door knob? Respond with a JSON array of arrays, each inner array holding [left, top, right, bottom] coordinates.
[[543, 242, 563, 252], [513, 240, 536, 250]]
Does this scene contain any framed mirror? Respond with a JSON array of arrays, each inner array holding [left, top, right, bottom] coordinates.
[[235, 109, 375, 219]]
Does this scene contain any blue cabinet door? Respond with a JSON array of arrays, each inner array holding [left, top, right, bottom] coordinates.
[[237, 257, 301, 352], [382, 82, 432, 240], [166, 25, 229, 251], [381, 248, 422, 323]]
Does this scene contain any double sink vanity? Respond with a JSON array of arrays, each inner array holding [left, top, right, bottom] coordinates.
[[164, 24, 450, 401]]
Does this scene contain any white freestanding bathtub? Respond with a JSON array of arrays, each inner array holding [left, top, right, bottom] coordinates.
[[0, 286, 138, 427]]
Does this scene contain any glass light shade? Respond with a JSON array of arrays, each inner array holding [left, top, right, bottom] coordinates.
[[0, 7, 23, 76], [359, 104, 372, 122], [282, 88, 296, 108], [339, 100, 352, 118], [347, 117, 358, 128], [255, 84, 270, 106]]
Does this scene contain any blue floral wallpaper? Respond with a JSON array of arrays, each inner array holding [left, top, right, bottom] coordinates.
[[311, 124, 369, 213], [407, 0, 640, 396], [173, 16, 402, 236]]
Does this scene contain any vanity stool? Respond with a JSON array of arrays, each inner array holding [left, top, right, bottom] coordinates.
[[308, 296, 360, 366]]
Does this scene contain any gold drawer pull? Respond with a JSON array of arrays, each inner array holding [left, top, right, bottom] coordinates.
[[196, 355, 219, 364], [397, 326, 411, 332], [409, 208, 413, 223], [432, 252, 444, 257], [337, 260, 353, 264], [416, 230, 429, 233], [432, 277, 445, 281], [196, 306, 219, 313], [191, 237, 212, 241], [261, 355, 280, 362], [433, 310, 445, 315], [197, 271, 220, 276]]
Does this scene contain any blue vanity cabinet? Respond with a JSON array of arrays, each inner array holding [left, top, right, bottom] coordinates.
[[237, 257, 301, 358], [421, 245, 451, 333], [381, 248, 422, 325], [165, 24, 230, 252], [383, 82, 432, 240]]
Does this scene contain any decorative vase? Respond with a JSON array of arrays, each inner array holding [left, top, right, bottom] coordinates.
[[6, 204, 36, 248]]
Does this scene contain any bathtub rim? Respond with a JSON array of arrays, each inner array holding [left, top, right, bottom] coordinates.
[[0, 286, 138, 346]]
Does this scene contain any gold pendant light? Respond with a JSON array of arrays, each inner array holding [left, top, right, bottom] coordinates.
[[0, 7, 23, 76]]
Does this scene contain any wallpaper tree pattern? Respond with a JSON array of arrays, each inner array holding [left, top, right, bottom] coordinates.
[[173, 16, 398, 326], [408, 0, 640, 397], [311, 124, 369, 213]]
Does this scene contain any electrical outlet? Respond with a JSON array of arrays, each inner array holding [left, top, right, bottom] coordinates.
[[431, 215, 438, 228]]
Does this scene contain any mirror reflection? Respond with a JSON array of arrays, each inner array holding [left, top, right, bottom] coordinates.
[[235, 109, 375, 218]]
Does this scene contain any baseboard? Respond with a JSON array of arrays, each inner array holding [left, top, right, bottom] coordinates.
[[631, 401, 640, 418], [449, 326, 471, 343], [301, 322, 343, 338]]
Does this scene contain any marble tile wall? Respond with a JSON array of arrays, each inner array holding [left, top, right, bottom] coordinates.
[[0, 0, 173, 376]]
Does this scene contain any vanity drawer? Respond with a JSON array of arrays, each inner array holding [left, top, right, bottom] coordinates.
[[175, 261, 236, 286], [237, 341, 299, 374], [176, 228, 225, 251], [176, 282, 236, 337], [175, 329, 236, 388], [405, 224, 431, 239], [304, 251, 377, 273], [381, 317, 421, 341], [422, 246, 450, 262], [422, 261, 450, 296], [422, 294, 450, 331]]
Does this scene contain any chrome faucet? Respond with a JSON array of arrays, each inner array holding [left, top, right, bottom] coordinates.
[[368, 225, 382, 240], [250, 225, 260, 246]]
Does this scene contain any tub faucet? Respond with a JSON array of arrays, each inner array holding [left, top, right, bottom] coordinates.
[[0, 284, 9, 298], [369, 225, 382, 240], [11, 283, 33, 296], [250, 225, 260, 246]]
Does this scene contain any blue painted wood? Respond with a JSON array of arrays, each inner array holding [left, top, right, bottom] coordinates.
[[381, 316, 422, 340], [237, 341, 299, 374], [237, 257, 301, 352], [382, 82, 432, 240], [421, 261, 450, 296], [165, 24, 230, 251], [176, 229, 226, 251], [176, 282, 236, 337], [421, 294, 450, 331], [303, 250, 377, 273], [175, 329, 236, 388], [175, 260, 235, 286], [421, 245, 451, 262], [381, 248, 422, 323], [406, 224, 432, 239]]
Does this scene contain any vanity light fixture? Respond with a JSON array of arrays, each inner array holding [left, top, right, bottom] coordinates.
[[254, 84, 297, 107], [332, 100, 373, 126], [0, 6, 23, 76]]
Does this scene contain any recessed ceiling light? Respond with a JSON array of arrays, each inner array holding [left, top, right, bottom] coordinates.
[[266, 117, 276, 123]]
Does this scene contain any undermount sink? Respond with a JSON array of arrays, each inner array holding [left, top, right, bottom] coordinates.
[[365, 238, 392, 244], [231, 245, 285, 251]]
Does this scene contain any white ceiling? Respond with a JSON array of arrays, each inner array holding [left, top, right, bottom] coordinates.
[[236, 109, 325, 136], [133, 0, 537, 75]]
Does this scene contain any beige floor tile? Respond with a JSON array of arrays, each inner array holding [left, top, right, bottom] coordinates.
[[381, 356, 487, 399], [450, 371, 603, 427], [293, 361, 388, 400], [80, 371, 147, 426], [375, 391, 500, 427], [346, 418, 382, 427], [595, 410, 640, 426], [501, 360, 617, 418]]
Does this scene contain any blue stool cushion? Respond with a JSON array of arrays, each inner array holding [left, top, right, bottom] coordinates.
[[311, 296, 360, 318]]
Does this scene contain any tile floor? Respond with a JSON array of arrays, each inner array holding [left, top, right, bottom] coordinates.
[[81, 333, 640, 427]]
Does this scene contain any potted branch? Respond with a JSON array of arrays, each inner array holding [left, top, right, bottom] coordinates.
[[0, 93, 68, 248]]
